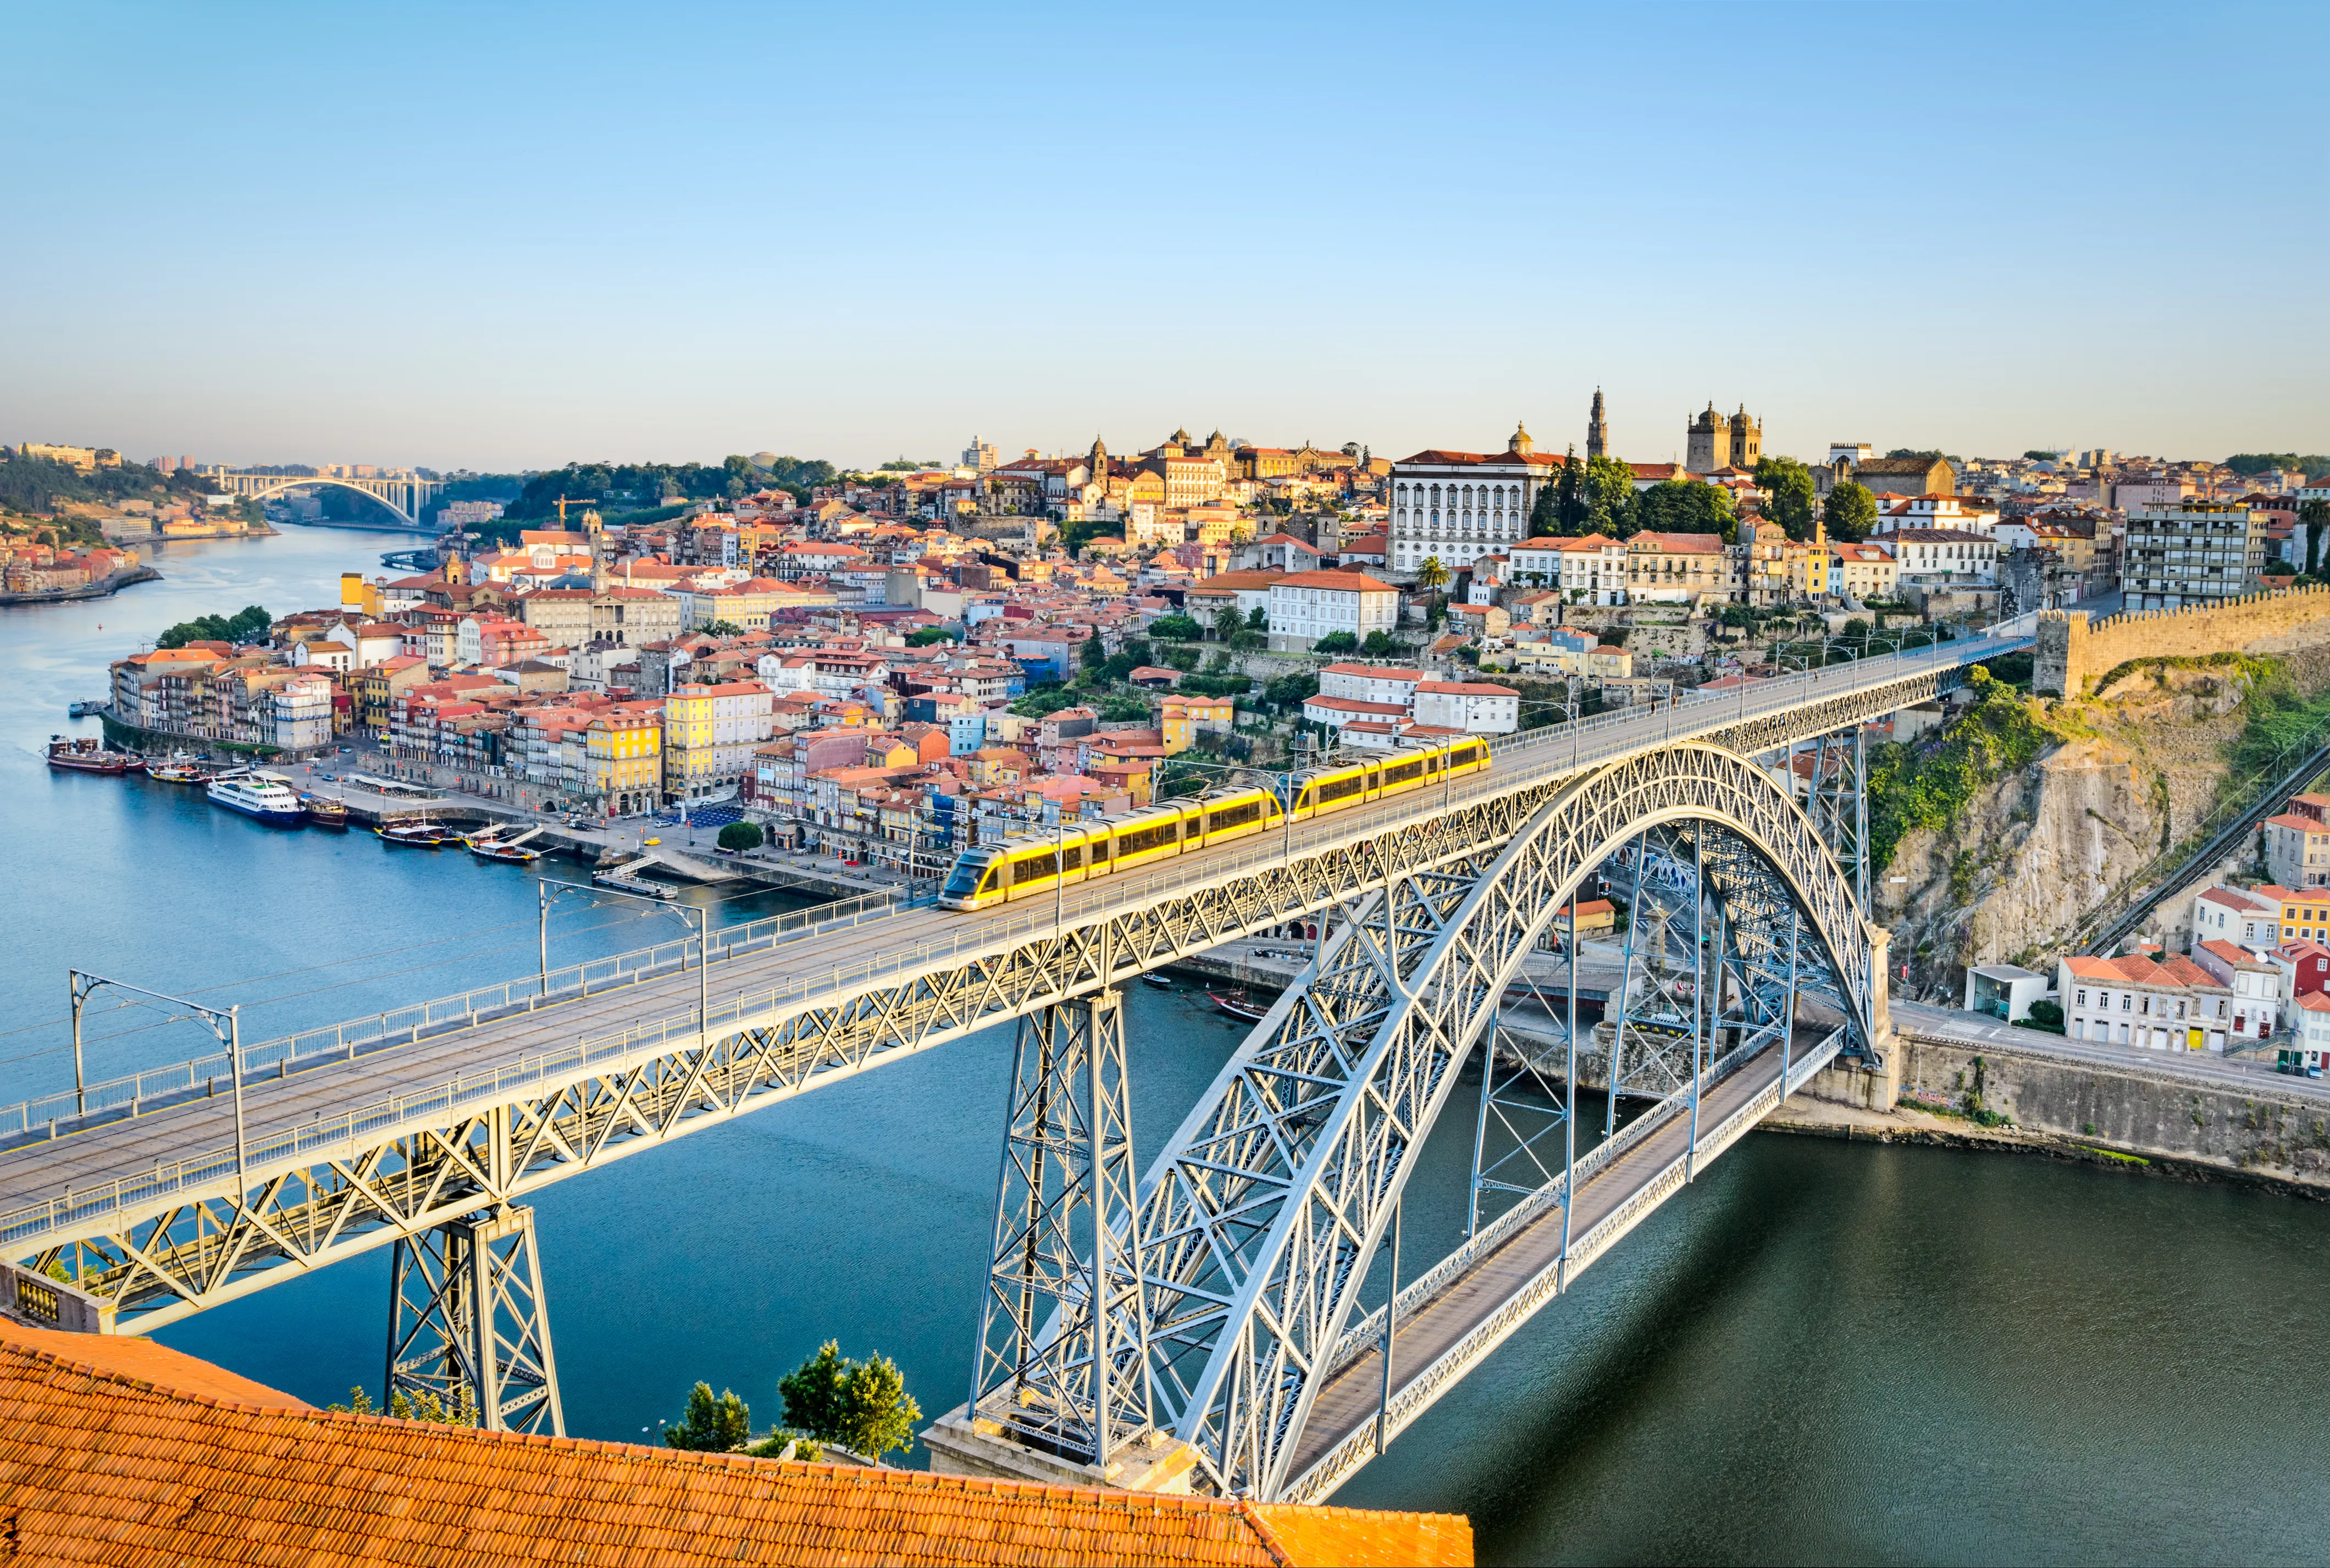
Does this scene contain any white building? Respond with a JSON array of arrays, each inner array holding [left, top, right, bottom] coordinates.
[[1508, 534, 1627, 604], [2191, 884, 2279, 948], [1879, 529, 1997, 585], [2262, 811, 2330, 890], [1388, 425, 1561, 574], [1411, 680, 1519, 735], [1265, 569, 1400, 652], [1317, 663, 1424, 707], [2060, 952, 2244, 1052], [1871, 495, 1999, 538]]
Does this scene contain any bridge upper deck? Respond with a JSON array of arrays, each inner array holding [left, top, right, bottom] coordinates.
[[1, 632, 2021, 1257]]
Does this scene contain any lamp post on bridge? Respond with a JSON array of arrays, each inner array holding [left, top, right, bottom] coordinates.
[[538, 878, 708, 1051], [68, 971, 246, 1194]]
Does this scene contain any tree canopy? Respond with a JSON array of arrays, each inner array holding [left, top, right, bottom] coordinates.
[[1753, 456, 1817, 541], [2227, 452, 2330, 477], [1148, 612, 1203, 641], [156, 605, 271, 649], [662, 1382, 751, 1451], [507, 455, 836, 520], [1823, 480, 1877, 542], [1632, 479, 1736, 540], [778, 1342, 920, 1461]]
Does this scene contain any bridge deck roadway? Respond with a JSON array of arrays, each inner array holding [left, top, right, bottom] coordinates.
[[3, 635, 2015, 1248], [1283, 1026, 1830, 1499]]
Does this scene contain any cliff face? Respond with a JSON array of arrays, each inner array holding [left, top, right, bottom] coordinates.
[[1875, 663, 2268, 1001]]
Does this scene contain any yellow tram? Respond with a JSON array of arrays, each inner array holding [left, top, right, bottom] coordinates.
[[938, 736, 1491, 912]]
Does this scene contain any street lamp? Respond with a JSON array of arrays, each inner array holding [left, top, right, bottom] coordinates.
[[69, 971, 246, 1191], [538, 879, 708, 1049]]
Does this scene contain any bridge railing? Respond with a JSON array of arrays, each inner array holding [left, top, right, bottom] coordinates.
[[0, 886, 907, 1144], [0, 631, 2027, 1242]]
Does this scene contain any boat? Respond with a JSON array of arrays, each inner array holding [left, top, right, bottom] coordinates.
[[1141, 972, 1175, 990], [46, 736, 142, 775], [1206, 988, 1270, 1023], [147, 751, 208, 784], [66, 699, 107, 719], [206, 768, 307, 827], [301, 794, 350, 829], [378, 818, 457, 847], [468, 824, 545, 864]]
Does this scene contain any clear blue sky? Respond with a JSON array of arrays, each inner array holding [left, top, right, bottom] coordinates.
[[4, 2, 2323, 473]]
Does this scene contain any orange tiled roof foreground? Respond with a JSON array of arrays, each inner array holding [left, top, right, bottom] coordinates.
[[0, 1322, 1471, 1567]]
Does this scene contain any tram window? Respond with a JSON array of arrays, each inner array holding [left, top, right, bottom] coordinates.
[[1382, 760, 1424, 786], [1209, 800, 1263, 830], [1119, 821, 1179, 856], [1013, 851, 1058, 884], [1319, 775, 1365, 804]]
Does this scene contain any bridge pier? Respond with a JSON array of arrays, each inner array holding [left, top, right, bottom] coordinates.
[[385, 1203, 563, 1436], [1804, 924, 1899, 1110], [932, 987, 1202, 1491]]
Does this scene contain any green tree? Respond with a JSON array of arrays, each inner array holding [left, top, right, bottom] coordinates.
[[1312, 630, 1358, 654], [1753, 456, 1817, 541], [1531, 450, 1571, 535], [1582, 456, 1637, 536], [1823, 480, 1877, 543], [1632, 479, 1737, 541], [1412, 556, 1451, 606], [1211, 605, 1244, 641], [699, 619, 744, 637], [778, 1342, 852, 1442], [1079, 634, 1109, 673], [2303, 500, 2329, 577], [1246, 605, 1269, 634], [155, 604, 272, 649], [1264, 670, 1319, 709], [835, 1354, 921, 1462], [718, 821, 764, 851], [1886, 448, 1946, 462], [1159, 642, 1200, 672], [330, 1385, 477, 1424], [2022, 449, 2058, 462], [905, 626, 956, 646], [663, 1381, 752, 1451], [1148, 612, 1204, 641], [1359, 629, 1401, 657]]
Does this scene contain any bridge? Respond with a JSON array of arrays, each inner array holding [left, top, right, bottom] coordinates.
[[0, 627, 2024, 1493], [207, 469, 445, 530]]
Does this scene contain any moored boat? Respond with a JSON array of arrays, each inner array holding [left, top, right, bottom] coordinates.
[[1206, 988, 1269, 1023], [148, 751, 208, 784], [468, 824, 545, 864], [206, 768, 306, 827], [1141, 972, 1175, 989], [46, 736, 140, 775], [378, 818, 456, 847], [302, 794, 350, 829]]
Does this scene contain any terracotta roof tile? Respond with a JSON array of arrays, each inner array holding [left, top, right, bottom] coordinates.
[[0, 1322, 1471, 1566]]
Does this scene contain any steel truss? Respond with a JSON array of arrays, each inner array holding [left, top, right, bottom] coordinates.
[[1048, 744, 1878, 1500], [24, 654, 1940, 1333], [972, 989, 1153, 1465], [386, 1201, 561, 1435]]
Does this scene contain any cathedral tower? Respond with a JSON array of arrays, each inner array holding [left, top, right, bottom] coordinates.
[[1728, 405, 1761, 470], [1586, 388, 1608, 459]]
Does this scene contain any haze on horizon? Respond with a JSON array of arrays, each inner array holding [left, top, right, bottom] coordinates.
[[3, 1, 2323, 475]]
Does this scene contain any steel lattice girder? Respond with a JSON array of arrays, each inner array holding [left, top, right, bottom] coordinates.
[[27, 655, 1941, 1328], [386, 1201, 562, 1436], [1119, 744, 1877, 1499], [971, 991, 1153, 1464]]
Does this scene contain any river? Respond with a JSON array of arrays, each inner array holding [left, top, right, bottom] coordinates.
[[7, 524, 2329, 1564]]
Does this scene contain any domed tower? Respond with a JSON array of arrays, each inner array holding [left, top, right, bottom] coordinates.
[[1686, 402, 1730, 473], [1088, 435, 1108, 480], [1728, 405, 1761, 470], [1587, 388, 1608, 459], [1508, 420, 1534, 456]]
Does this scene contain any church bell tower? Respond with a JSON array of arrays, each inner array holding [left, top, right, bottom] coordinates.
[[1586, 388, 1608, 460]]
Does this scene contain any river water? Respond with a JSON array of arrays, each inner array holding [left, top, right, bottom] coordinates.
[[8, 525, 2330, 1564]]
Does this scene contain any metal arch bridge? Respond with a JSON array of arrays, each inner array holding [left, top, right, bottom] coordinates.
[[0, 629, 2022, 1482], [207, 470, 445, 530]]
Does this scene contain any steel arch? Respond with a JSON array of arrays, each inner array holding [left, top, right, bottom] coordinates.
[[1127, 743, 1876, 1498]]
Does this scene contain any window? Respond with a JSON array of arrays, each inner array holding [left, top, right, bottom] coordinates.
[[2076, 989, 2088, 1006]]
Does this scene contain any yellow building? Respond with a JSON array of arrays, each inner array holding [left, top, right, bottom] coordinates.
[[340, 573, 383, 619], [1158, 694, 1233, 754], [586, 709, 662, 816], [661, 679, 774, 799]]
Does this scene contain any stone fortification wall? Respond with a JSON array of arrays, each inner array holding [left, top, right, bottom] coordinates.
[[2036, 587, 2330, 696]]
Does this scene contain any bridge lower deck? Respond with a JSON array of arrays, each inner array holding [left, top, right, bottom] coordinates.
[[1285, 1030, 1811, 1491]]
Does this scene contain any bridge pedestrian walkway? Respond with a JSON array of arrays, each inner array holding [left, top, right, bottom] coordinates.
[[1279, 1024, 1842, 1503]]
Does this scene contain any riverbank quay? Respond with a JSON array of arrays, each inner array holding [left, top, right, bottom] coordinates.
[[0, 565, 160, 606]]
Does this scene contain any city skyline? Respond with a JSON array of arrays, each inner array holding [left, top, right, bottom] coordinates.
[[3, 2, 2323, 470]]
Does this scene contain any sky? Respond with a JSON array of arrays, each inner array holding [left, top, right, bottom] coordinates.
[[3, 1, 2325, 474]]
